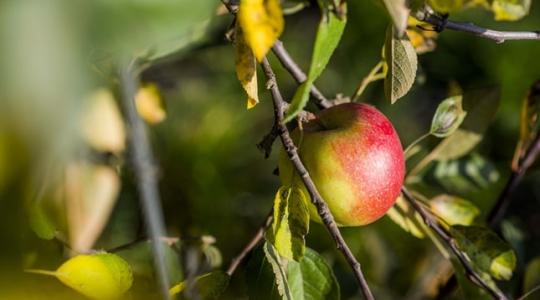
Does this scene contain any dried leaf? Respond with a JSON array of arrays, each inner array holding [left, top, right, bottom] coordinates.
[[238, 0, 284, 61], [135, 83, 166, 124], [384, 26, 418, 104], [81, 89, 126, 153], [235, 25, 259, 109], [65, 162, 120, 253]]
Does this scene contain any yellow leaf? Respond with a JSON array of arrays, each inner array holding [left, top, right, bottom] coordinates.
[[27, 253, 133, 300], [235, 25, 259, 109], [135, 83, 166, 124], [238, 0, 284, 61], [406, 17, 437, 54], [65, 162, 120, 253], [81, 89, 126, 153]]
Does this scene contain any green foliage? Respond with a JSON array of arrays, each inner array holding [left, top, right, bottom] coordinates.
[[169, 271, 230, 299], [28, 201, 56, 240], [523, 257, 540, 296], [451, 225, 517, 281], [430, 194, 479, 226], [284, 2, 346, 122], [267, 187, 310, 261], [430, 95, 467, 138], [385, 196, 425, 238], [383, 26, 418, 104]]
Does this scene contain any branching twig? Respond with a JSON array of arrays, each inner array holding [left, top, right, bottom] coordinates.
[[260, 57, 374, 300], [417, 11, 540, 44], [226, 211, 273, 275], [487, 133, 540, 227], [401, 187, 508, 300], [271, 41, 333, 109], [120, 63, 171, 300]]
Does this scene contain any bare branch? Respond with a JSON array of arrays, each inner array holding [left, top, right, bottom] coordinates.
[[401, 187, 508, 300], [120, 63, 171, 300], [418, 11, 540, 44], [487, 132, 540, 227], [260, 57, 374, 300], [226, 211, 273, 276]]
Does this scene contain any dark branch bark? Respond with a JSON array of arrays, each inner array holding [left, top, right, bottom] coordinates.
[[418, 11, 540, 44], [487, 133, 540, 227], [226, 211, 273, 275], [260, 57, 374, 300], [401, 187, 508, 300], [120, 63, 171, 300]]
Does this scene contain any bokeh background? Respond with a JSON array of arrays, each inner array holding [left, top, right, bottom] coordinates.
[[1, 0, 540, 299]]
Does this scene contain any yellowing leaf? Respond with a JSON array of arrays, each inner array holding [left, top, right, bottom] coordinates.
[[384, 26, 418, 104], [492, 0, 531, 21], [27, 253, 133, 300], [430, 194, 479, 226], [238, 0, 284, 61], [65, 162, 120, 253], [386, 195, 425, 238], [267, 186, 309, 261], [82, 89, 126, 153], [428, 0, 464, 13], [235, 25, 259, 109], [135, 83, 166, 124], [406, 17, 437, 54], [512, 80, 540, 169]]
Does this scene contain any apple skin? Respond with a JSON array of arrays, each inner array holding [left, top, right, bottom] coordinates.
[[278, 103, 405, 226]]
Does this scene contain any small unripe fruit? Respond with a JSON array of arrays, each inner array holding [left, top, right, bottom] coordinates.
[[279, 103, 405, 226]]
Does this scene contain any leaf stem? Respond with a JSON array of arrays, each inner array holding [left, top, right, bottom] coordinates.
[[352, 61, 385, 101], [404, 132, 431, 156]]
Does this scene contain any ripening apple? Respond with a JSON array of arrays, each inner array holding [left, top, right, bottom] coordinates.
[[279, 103, 405, 226]]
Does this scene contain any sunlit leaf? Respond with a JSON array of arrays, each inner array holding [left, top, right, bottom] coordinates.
[[264, 242, 293, 299], [512, 80, 540, 169], [428, 0, 464, 13], [28, 201, 56, 240], [385, 195, 425, 238], [81, 88, 126, 153], [65, 163, 121, 253], [430, 95, 467, 138], [451, 225, 517, 280], [430, 194, 479, 226], [169, 271, 230, 299], [492, 0, 531, 21], [523, 257, 540, 295], [284, 2, 346, 122], [267, 186, 309, 261], [27, 253, 133, 300], [384, 26, 417, 104], [135, 83, 166, 124], [288, 248, 340, 300], [381, 0, 409, 37], [235, 25, 259, 109], [238, 0, 284, 61]]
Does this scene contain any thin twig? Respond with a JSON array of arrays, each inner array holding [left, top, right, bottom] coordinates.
[[352, 61, 385, 101], [120, 63, 171, 300], [260, 57, 374, 300], [271, 40, 333, 109], [401, 187, 508, 300], [226, 211, 273, 275], [417, 11, 540, 44], [487, 133, 540, 226]]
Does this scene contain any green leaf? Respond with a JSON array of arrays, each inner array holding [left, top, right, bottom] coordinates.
[[427, 0, 464, 13], [288, 248, 340, 300], [492, 0, 531, 21], [385, 195, 425, 238], [427, 153, 500, 194], [284, 3, 346, 122], [264, 242, 294, 299], [28, 201, 56, 240], [430, 95, 467, 138], [513, 80, 540, 167], [384, 26, 418, 104], [430, 194, 479, 226], [267, 186, 310, 261], [523, 257, 540, 295], [246, 243, 282, 300], [381, 0, 409, 36], [169, 271, 230, 299], [451, 225, 517, 280], [450, 258, 493, 300]]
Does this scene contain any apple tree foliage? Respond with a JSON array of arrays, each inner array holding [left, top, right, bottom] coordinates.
[[3, 0, 540, 299]]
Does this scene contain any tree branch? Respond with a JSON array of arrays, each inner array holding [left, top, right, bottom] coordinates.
[[260, 57, 374, 300], [226, 211, 273, 275], [120, 63, 171, 300], [417, 11, 540, 44], [401, 187, 508, 300], [487, 132, 540, 227]]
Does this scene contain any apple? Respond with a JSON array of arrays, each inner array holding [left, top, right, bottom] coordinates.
[[278, 103, 405, 226]]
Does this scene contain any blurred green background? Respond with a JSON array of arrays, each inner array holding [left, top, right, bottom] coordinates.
[[1, 0, 540, 299]]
